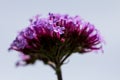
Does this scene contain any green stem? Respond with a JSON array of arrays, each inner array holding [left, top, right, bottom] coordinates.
[[60, 53, 71, 65], [56, 66, 63, 80]]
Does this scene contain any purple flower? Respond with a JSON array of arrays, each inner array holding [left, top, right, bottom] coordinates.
[[9, 13, 103, 66]]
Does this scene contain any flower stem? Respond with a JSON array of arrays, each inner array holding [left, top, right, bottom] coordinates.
[[56, 66, 63, 80]]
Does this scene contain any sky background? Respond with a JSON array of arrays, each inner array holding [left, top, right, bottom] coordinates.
[[0, 0, 120, 80]]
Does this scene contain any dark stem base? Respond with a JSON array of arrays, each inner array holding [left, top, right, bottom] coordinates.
[[56, 66, 62, 80]]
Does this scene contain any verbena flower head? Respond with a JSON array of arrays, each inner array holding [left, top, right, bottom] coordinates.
[[9, 13, 103, 66]]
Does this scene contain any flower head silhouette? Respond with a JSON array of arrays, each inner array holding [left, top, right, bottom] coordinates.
[[9, 13, 103, 80]]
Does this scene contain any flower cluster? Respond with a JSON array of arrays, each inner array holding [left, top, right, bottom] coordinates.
[[9, 13, 103, 66]]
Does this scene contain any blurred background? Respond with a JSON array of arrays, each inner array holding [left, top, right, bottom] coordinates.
[[0, 0, 120, 80]]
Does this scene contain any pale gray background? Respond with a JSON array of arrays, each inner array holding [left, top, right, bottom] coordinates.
[[0, 0, 120, 80]]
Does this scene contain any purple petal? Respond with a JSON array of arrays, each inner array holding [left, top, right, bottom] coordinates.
[[10, 37, 27, 50]]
